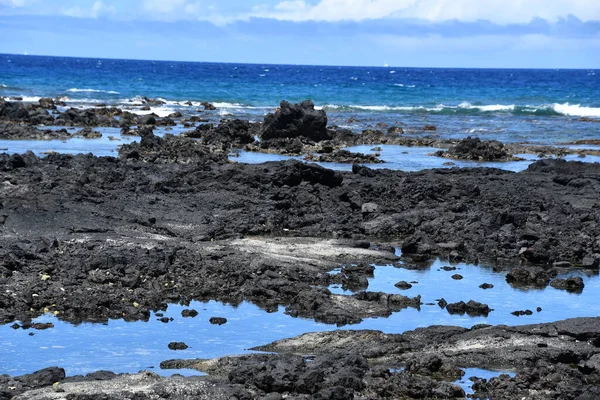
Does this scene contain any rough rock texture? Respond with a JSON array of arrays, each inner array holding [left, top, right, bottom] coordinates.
[[434, 136, 523, 161], [181, 119, 258, 149], [550, 276, 585, 292], [261, 100, 330, 142], [304, 149, 384, 164], [139, 317, 600, 400], [506, 266, 555, 287], [118, 126, 228, 164], [0, 123, 71, 140], [445, 300, 492, 316], [1, 136, 600, 326]]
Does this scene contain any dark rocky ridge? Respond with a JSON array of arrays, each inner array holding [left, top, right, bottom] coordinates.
[[3, 97, 600, 160], [1, 132, 600, 326]]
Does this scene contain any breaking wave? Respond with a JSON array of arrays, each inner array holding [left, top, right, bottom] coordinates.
[[66, 88, 120, 95], [322, 102, 600, 117]]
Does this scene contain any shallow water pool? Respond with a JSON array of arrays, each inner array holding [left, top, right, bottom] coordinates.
[[1, 257, 598, 377]]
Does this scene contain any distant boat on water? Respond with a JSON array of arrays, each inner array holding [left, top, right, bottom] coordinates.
[[383, 62, 390, 67]]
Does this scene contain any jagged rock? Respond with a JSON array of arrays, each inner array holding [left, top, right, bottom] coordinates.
[[261, 100, 330, 142], [434, 136, 523, 161], [550, 276, 585, 292], [446, 300, 492, 316]]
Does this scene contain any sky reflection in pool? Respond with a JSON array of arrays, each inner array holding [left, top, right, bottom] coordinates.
[[2, 257, 598, 377]]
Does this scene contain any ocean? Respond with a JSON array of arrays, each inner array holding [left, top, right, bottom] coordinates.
[[1, 53, 599, 148]]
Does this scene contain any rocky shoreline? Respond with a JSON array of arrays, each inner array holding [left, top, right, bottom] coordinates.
[[1, 99, 600, 399]]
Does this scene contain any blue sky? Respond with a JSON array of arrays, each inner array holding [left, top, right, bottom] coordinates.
[[0, 0, 599, 68]]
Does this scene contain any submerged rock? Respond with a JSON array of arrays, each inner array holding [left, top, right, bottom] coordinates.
[[168, 342, 189, 350], [304, 149, 384, 164], [394, 281, 413, 290], [446, 300, 492, 316], [75, 127, 102, 139], [506, 266, 553, 288], [550, 276, 585, 292]]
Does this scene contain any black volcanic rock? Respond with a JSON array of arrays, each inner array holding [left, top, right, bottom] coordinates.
[[435, 136, 522, 162], [261, 100, 330, 142]]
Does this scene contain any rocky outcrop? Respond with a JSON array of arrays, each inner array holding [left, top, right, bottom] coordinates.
[[506, 266, 555, 288], [550, 276, 585, 292], [118, 126, 227, 164], [261, 100, 330, 142], [304, 149, 384, 164], [182, 119, 257, 149], [434, 136, 523, 161], [0, 123, 71, 140], [445, 300, 492, 316]]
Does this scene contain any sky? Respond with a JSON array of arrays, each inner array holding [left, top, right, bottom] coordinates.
[[0, 0, 599, 68]]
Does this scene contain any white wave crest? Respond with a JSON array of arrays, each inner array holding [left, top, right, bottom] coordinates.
[[66, 88, 120, 94], [0, 84, 7, 88], [553, 103, 600, 117], [393, 84, 416, 88], [458, 102, 515, 112], [125, 107, 176, 118], [2, 96, 41, 102]]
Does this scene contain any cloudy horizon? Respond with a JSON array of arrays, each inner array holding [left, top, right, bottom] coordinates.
[[1, 0, 598, 68]]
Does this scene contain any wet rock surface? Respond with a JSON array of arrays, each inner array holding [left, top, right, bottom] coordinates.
[[303, 149, 384, 164], [445, 300, 492, 317], [550, 276, 585, 292], [0, 123, 72, 140], [433, 136, 524, 161], [158, 317, 600, 400]]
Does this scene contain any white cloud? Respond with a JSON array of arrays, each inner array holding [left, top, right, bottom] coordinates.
[[402, 0, 600, 23], [258, 0, 417, 22], [63, 1, 115, 18], [251, 0, 600, 23], [142, 0, 188, 14], [141, 0, 205, 16], [0, 0, 28, 6]]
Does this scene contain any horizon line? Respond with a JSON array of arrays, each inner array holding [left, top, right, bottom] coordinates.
[[1, 53, 596, 71]]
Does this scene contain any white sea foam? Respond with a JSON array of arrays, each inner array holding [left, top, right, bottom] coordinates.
[[324, 104, 423, 112], [0, 84, 7, 88], [458, 102, 515, 112], [66, 88, 120, 95], [553, 103, 600, 117], [212, 102, 246, 108], [125, 107, 177, 118], [393, 84, 416, 88], [2, 96, 42, 102]]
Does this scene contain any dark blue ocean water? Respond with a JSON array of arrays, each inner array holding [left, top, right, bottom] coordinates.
[[2, 54, 600, 144]]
